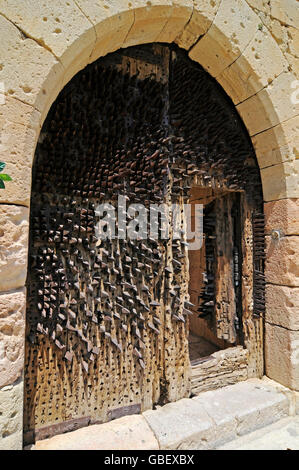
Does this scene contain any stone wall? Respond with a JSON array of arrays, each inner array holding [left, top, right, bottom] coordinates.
[[0, 0, 298, 449]]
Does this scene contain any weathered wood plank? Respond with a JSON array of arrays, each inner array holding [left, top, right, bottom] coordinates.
[[191, 346, 249, 395]]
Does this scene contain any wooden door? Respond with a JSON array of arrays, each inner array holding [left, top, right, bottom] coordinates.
[[24, 44, 264, 443]]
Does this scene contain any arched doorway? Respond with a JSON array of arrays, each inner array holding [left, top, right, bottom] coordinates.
[[24, 44, 264, 444]]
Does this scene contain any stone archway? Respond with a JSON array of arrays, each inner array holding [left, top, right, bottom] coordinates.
[[0, 0, 298, 450]]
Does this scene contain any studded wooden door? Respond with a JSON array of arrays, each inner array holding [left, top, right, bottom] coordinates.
[[24, 44, 264, 443]]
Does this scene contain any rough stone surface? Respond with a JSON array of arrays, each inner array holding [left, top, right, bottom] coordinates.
[[189, 0, 260, 77], [75, 0, 135, 64], [237, 72, 299, 137], [192, 379, 290, 447], [0, 205, 29, 291], [0, 14, 63, 117], [265, 235, 299, 287], [265, 284, 299, 331], [33, 414, 159, 450], [175, 0, 221, 50], [0, 96, 40, 206], [122, 0, 193, 48], [0, 0, 96, 89], [0, 379, 23, 450], [261, 160, 299, 201], [0, 288, 25, 388], [268, 0, 299, 30], [154, 0, 193, 44], [265, 198, 299, 236], [218, 26, 287, 104], [218, 416, 299, 450], [237, 76, 298, 139], [123, 1, 174, 47], [265, 323, 299, 391], [248, 0, 299, 79], [252, 116, 299, 170]]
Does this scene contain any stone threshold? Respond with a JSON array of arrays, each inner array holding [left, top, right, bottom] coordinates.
[[30, 377, 299, 450]]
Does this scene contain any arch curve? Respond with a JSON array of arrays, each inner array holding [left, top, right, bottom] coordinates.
[[0, 0, 297, 207], [0, 1, 298, 449]]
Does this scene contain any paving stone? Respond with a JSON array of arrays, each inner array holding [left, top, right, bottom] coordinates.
[[33, 414, 159, 450], [31, 379, 295, 451], [192, 379, 289, 447], [143, 398, 215, 449], [218, 416, 299, 450]]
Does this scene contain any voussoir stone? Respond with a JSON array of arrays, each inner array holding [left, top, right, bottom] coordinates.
[[175, 0, 221, 50], [252, 115, 299, 169], [122, 1, 173, 48], [0, 289, 26, 388], [261, 160, 299, 201], [75, 0, 134, 64], [189, 0, 260, 78], [0, 205, 29, 291], [237, 72, 299, 136], [218, 26, 287, 104]]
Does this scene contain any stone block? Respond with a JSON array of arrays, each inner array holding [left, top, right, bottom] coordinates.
[[237, 72, 299, 136], [155, 0, 193, 44], [0, 289, 25, 388], [270, 0, 299, 29], [0, 14, 63, 118], [0, 205, 29, 291], [265, 235, 299, 286], [0, 0, 96, 93], [175, 0, 221, 50], [265, 198, 299, 236], [265, 284, 299, 331], [34, 414, 159, 450], [193, 380, 289, 446], [0, 379, 23, 450], [75, 0, 134, 64], [143, 398, 215, 449], [265, 323, 299, 391], [218, 416, 299, 450], [0, 96, 40, 206], [252, 115, 299, 169], [123, 1, 173, 48], [246, 0, 270, 14], [261, 160, 299, 201], [218, 27, 287, 104], [189, 0, 260, 77]]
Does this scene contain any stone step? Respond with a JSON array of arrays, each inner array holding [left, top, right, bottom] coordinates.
[[32, 378, 298, 450], [217, 416, 299, 450], [142, 378, 294, 449]]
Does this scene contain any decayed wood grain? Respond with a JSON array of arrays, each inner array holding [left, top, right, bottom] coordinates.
[[241, 194, 264, 378], [214, 194, 237, 344], [191, 346, 249, 395]]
